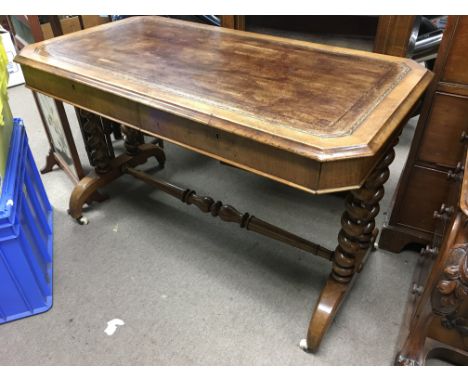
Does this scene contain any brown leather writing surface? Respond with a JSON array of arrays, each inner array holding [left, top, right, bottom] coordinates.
[[16, 16, 431, 162]]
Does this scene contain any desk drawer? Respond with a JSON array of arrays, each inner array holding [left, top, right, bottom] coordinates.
[[418, 93, 468, 168], [395, 165, 456, 234]]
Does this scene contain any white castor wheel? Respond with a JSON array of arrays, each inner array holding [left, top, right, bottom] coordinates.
[[76, 216, 89, 225], [299, 338, 309, 352]]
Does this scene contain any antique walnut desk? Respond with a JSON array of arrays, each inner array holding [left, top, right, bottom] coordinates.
[[15, 16, 432, 352]]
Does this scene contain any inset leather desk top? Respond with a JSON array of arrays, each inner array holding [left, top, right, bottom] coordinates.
[[16, 16, 432, 192]]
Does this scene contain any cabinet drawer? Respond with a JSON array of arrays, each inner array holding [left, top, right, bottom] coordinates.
[[418, 93, 468, 168], [396, 165, 456, 234], [442, 17, 468, 85]]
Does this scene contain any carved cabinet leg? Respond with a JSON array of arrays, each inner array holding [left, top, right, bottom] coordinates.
[[395, 308, 434, 365], [396, 228, 468, 365], [302, 143, 397, 353]]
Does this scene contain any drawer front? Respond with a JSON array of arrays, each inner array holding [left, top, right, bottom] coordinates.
[[442, 17, 468, 85], [418, 93, 468, 168], [395, 165, 456, 234]]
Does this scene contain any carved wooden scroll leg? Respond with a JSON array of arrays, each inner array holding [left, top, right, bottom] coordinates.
[[78, 109, 113, 175], [69, 110, 166, 223], [301, 143, 397, 353], [41, 126, 108, 205], [395, 309, 434, 365], [69, 109, 113, 224], [41, 148, 58, 174], [69, 146, 165, 224], [122, 125, 165, 168]]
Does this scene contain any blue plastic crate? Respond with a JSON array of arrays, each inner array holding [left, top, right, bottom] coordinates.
[[0, 118, 53, 324]]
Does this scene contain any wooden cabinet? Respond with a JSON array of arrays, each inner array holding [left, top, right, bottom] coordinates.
[[379, 16, 468, 253], [373, 16, 417, 57], [221, 16, 416, 56], [442, 18, 468, 84], [417, 93, 468, 168], [395, 166, 456, 235], [395, 151, 468, 365]]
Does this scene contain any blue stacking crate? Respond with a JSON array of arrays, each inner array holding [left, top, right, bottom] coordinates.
[[0, 118, 53, 324]]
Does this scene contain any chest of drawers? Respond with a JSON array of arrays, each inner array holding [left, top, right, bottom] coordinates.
[[380, 16, 468, 253]]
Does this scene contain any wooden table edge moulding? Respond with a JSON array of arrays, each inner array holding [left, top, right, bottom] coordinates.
[[15, 16, 433, 353]]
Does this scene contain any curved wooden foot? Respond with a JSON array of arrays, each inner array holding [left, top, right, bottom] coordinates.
[[68, 173, 114, 220], [395, 350, 424, 366], [302, 138, 399, 353], [68, 143, 164, 221], [302, 276, 352, 352], [394, 310, 433, 365], [396, 339, 468, 365], [41, 149, 58, 174]]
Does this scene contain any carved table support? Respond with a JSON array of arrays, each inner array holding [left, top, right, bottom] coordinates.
[[68, 110, 166, 224], [122, 125, 165, 166], [126, 137, 398, 353], [121, 125, 144, 155], [301, 140, 398, 353], [78, 108, 112, 174]]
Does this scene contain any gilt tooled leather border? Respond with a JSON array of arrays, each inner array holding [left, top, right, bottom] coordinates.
[[32, 22, 411, 139]]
